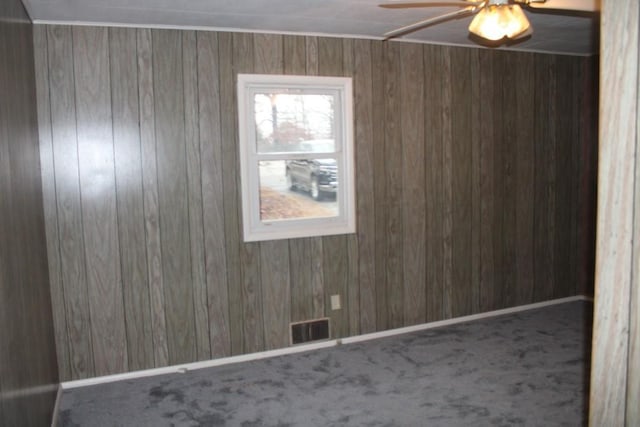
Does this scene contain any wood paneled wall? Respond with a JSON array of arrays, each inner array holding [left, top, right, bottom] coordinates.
[[589, 0, 639, 424], [33, 25, 598, 381], [0, 1, 59, 425]]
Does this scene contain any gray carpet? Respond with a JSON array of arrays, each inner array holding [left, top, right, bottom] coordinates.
[[57, 300, 592, 426]]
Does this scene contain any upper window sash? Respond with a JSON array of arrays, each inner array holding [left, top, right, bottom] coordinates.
[[237, 74, 355, 242]]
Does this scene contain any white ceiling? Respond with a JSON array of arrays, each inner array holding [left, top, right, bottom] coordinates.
[[21, 0, 600, 55]]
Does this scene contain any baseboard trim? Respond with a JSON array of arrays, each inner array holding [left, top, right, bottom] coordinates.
[[341, 295, 590, 345], [50, 384, 62, 427], [61, 295, 590, 390], [61, 340, 337, 389]]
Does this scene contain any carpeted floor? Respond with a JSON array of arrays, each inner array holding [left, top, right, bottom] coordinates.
[[57, 300, 592, 426]]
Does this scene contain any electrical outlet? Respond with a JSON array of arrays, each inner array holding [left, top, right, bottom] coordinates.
[[331, 294, 341, 310]]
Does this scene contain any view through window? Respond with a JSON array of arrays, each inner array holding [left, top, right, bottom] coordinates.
[[238, 74, 355, 242]]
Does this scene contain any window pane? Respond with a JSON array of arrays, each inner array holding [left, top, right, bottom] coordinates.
[[238, 74, 354, 242], [259, 160, 338, 221], [254, 93, 337, 154]]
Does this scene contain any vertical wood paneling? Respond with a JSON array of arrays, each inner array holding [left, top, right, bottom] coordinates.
[[576, 58, 597, 297], [36, 27, 597, 381], [0, 22, 8, 213], [400, 43, 426, 325], [499, 51, 518, 308], [218, 32, 244, 355], [514, 52, 535, 306], [34, 25, 72, 380], [137, 28, 169, 367], [260, 240, 290, 349], [47, 25, 95, 379], [382, 41, 404, 328], [306, 37, 319, 75], [569, 57, 583, 297], [347, 234, 360, 335], [289, 239, 312, 322], [109, 27, 154, 371], [322, 234, 349, 338], [576, 57, 599, 296], [0, 18, 8, 414], [423, 44, 444, 322], [284, 35, 305, 75], [153, 29, 196, 364], [1, 2, 59, 423], [533, 54, 557, 302], [197, 31, 231, 358], [554, 56, 575, 299], [441, 48, 453, 319], [310, 237, 325, 319], [476, 49, 496, 312], [73, 26, 127, 376], [491, 52, 507, 311], [0, 16, 16, 419], [254, 33, 283, 74], [371, 40, 388, 331], [590, 0, 639, 424], [353, 39, 376, 334], [182, 31, 211, 361], [240, 241, 263, 350], [469, 48, 482, 315], [0, 15, 61, 419], [450, 47, 473, 318]]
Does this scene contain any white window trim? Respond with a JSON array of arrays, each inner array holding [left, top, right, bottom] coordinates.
[[237, 74, 356, 242]]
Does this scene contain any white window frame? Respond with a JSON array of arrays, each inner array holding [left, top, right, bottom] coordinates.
[[237, 74, 355, 242]]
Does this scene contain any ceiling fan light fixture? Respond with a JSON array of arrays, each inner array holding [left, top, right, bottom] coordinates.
[[468, 4, 531, 41]]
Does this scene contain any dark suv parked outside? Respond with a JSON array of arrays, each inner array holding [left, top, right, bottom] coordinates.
[[286, 158, 337, 201], [285, 137, 338, 202]]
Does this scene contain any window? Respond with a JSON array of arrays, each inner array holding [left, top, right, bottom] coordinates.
[[237, 74, 355, 242]]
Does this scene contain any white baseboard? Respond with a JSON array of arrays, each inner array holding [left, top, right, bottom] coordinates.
[[341, 295, 590, 344], [61, 295, 590, 390], [61, 340, 337, 389], [50, 384, 62, 427]]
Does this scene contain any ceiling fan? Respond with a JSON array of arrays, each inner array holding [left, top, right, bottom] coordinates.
[[380, 0, 599, 43]]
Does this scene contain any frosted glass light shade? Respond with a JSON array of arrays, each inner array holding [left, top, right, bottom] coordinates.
[[468, 4, 531, 41]]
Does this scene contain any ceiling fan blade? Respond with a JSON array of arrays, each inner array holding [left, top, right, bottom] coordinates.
[[524, 0, 599, 12], [380, 1, 482, 9], [383, 6, 478, 39]]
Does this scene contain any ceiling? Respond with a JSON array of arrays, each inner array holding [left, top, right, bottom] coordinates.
[[21, 0, 600, 55]]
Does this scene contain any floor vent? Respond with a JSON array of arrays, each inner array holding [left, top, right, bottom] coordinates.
[[290, 318, 330, 345]]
